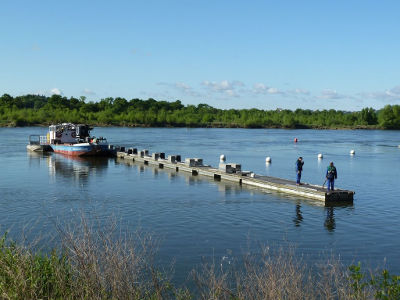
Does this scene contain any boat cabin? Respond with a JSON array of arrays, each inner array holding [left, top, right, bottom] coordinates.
[[49, 123, 93, 144]]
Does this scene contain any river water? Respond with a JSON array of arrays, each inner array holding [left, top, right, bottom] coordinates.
[[0, 127, 399, 278]]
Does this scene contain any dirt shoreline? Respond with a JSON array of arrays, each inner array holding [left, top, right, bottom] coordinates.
[[0, 122, 383, 130]]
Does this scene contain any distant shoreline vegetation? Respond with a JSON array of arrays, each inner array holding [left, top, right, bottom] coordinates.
[[1, 93, 399, 129]]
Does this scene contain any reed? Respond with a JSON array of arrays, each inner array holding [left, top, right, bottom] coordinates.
[[0, 216, 398, 299], [192, 248, 374, 300], [0, 215, 187, 299]]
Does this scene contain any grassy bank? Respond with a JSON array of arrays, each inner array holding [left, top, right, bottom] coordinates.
[[1, 218, 399, 299], [1, 94, 400, 129]]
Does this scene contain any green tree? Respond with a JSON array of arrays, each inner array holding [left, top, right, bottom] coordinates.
[[359, 107, 378, 125]]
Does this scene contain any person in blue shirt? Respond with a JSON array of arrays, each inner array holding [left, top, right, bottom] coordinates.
[[295, 157, 304, 185], [326, 162, 338, 191]]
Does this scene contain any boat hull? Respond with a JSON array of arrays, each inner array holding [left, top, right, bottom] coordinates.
[[51, 143, 111, 156], [27, 144, 53, 152]]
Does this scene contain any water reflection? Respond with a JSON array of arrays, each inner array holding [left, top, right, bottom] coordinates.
[[167, 172, 178, 181], [217, 183, 242, 195], [28, 152, 109, 185], [27, 151, 52, 167], [324, 207, 336, 232], [115, 157, 355, 231], [185, 175, 196, 185], [293, 202, 303, 227], [152, 168, 159, 177]]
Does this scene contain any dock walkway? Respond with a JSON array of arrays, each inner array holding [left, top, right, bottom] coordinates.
[[116, 149, 354, 203]]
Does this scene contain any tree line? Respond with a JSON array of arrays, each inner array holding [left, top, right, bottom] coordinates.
[[1, 93, 399, 129]]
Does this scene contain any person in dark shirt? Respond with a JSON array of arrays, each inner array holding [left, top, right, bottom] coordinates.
[[295, 157, 304, 185], [326, 162, 338, 191]]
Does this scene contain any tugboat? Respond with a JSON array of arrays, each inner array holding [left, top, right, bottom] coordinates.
[[48, 123, 113, 156]]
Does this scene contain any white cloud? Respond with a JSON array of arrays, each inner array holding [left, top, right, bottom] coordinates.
[[387, 85, 400, 97], [156, 81, 203, 97], [253, 83, 268, 94], [380, 86, 400, 99], [157, 81, 192, 92], [253, 83, 284, 95], [292, 88, 310, 95], [267, 87, 282, 94], [202, 80, 244, 97], [225, 90, 236, 97], [82, 88, 96, 95], [157, 81, 202, 97], [175, 82, 192, 92], [50, 88, 63, 96], [175, 82, 202, 97], [359, 86, 400, 101], [317, 89, 345, 100]]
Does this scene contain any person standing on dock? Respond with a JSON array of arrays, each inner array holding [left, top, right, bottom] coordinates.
[[326, 162, 338, 191], [295, 157, 304, 185]]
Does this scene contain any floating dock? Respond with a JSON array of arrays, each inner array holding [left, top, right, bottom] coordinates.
[[116, 148, 354, 203]]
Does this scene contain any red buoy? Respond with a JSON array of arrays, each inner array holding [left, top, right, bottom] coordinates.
[[294, 138, 298, 143]]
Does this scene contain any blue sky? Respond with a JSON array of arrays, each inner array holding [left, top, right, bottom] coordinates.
[[1, 0, 400, 110]]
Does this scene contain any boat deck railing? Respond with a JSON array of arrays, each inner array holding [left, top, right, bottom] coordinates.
[[28, 135, 40, 145], [40, 136, 49, 145], [29, 135, 49, 145]]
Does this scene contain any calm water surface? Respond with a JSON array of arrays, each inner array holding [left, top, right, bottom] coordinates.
[[1, 127, 399, 278]]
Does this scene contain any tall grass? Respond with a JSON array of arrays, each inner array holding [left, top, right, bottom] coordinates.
[[192, 247, 399, 299], [0, 216, 398, 299], [192, 247, 356, 300], [0, 216, 187, 299], [0, 233, 72, 299]]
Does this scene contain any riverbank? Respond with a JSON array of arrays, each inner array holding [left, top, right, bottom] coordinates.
[[0, 120, 383, 130], [1, 221, 399, 300]]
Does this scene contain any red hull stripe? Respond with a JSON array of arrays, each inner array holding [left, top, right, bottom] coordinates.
[[53, 149, 95, 156]]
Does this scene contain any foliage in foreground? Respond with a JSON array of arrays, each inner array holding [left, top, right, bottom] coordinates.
[[0, 224, 399, 299], [0, 219, 188, 300], [349, 262, 400, 300], [1, 93, 400, 129], [0, 233, 72, 299]]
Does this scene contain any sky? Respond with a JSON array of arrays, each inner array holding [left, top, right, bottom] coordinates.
[[1, 0, 400, 111]]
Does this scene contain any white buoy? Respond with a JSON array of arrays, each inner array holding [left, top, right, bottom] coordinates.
[[318, 153, 323, 159], [220, 154, 226, 161], [350, 150, 355, 155], [265, 156, 271, 163]]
